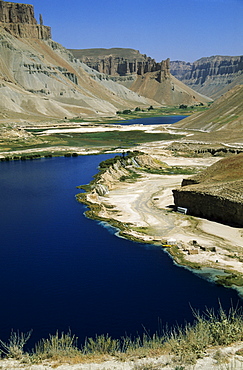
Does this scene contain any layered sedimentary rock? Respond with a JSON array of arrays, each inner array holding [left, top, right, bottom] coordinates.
[[0, 0, 51, 39], [170, 56, 243, 98], [68, 48, 159, 76], [173, 154, 243, 227], [0, 2, 166, 120]]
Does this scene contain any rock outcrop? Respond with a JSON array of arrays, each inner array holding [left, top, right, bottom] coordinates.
[[130, 58, 212, 106], [170, 56, 243, 99], [173, 154, 243, 227], [0, 0, 51, 39], [68, 48, 159, 76]]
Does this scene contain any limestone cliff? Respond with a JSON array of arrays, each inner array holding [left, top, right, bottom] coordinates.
[[173, 154, 243, 227], [170, 56, 243, 99], [0, 0, 51, 39], [68, 48, 158, 77]]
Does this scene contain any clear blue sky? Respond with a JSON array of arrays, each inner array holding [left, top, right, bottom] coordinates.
[[28, 0, 242, 62]]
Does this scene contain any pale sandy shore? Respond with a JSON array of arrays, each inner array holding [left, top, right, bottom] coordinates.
[[86, 154, 243, 296], [1, 341, 243, 369]]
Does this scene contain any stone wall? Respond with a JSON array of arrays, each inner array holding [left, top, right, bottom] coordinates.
[[0, 0, 51, 39]]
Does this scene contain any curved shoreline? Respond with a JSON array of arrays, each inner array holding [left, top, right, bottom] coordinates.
[[76, 153, 243, 294]]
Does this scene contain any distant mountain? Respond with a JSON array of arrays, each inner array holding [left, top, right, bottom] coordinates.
[[69, 48, 212, 106], [170, 56, 243, 99]]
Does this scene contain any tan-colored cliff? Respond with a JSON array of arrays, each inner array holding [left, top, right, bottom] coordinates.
[[170, 55, 243, 99], [0, 0, 51, 39], [173, 154, 243, 226], [68, 48, 158, 76]]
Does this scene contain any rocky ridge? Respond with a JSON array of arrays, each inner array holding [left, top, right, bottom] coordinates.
[[170, 55, 243, 99]]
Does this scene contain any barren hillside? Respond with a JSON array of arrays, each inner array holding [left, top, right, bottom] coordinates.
[[172, 85, 243, 143]]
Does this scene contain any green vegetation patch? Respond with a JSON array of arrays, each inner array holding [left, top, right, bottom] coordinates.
[[42, 130, 183, 148], [215, 271, 243, 287]]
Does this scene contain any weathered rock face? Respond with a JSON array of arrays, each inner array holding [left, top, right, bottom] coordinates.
[[173, 154, 243, 227], [170, 56, 243, 99], [173, 185, 243, 227], [68, 48, 159, 76], [0, 0, 51, 39]]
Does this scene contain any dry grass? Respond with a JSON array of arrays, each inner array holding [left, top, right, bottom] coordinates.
[[1, 305, 243, 367]]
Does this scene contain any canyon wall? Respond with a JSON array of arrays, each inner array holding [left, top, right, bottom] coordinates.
[[0, 0, 51, 39], [170, 55, 243, 98], [68, 48, 159, 76]]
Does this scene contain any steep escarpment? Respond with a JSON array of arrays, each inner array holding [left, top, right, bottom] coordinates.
[[173, 154, 243, 226], [0, 0, 51, 39], [68, 48, 158, 77], [170, 55, 243, 99]]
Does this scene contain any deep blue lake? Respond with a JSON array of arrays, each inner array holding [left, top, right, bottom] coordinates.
[[0, 154, 241, 349], [119, 115, 188, 125]]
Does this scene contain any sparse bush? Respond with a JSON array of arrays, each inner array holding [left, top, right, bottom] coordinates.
[[179, 104, 188, 109], [0, 330, 32, 359], [34, 330, 80, 360], [83, 334, 120, 355]]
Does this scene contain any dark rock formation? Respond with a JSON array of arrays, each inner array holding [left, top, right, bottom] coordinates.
[[173, 184, 243, 227], [170, 56, 243, 98], [173, 154, 243, 227], [0, 0, 51, 39]]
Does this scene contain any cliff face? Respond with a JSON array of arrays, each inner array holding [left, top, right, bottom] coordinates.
[[130, 58, 212, 106], [68, 48, 159, 76], [0, 0, 51, 39], [170, 56, 243, 99], [173, 154, 243, 227]]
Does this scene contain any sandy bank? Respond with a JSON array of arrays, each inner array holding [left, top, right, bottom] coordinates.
[[82, 155, 243, 293]]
